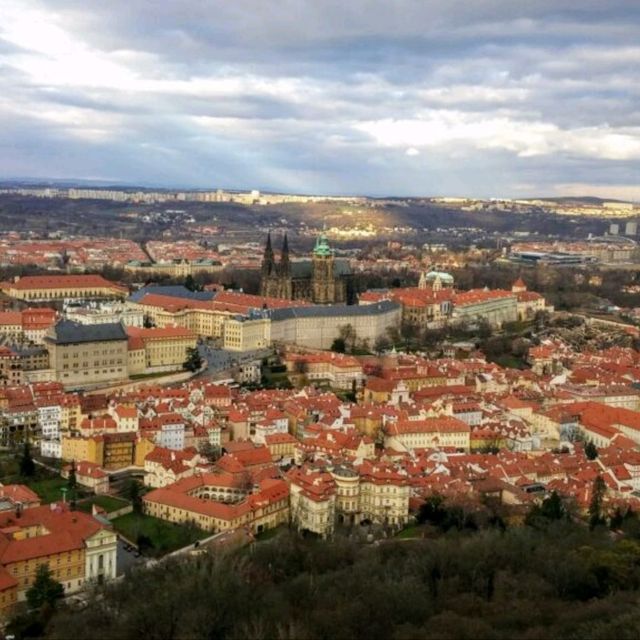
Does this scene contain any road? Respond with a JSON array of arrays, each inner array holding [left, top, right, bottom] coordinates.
[[117, 538, 145, 574], [195, 343, 273, 381]]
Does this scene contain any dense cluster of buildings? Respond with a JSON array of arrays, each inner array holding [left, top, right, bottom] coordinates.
[[0, 276, 197, 388], [0, 186, 363, 206], [0, 236, 146, 270], [0, 320, 197, 390], [509, 240, 637, 266], [72, 338, 640, 539], [0, 284, 635, 617], [0, 270, 551, 393], [5, 335, 637, 542], [361, 276, 548, 328], [127, 284, 402, 352], [4, 189, 640, 623]]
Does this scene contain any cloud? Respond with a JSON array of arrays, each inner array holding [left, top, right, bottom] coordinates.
[[0, 0, 638, 197], [356, 115, 640, 160]]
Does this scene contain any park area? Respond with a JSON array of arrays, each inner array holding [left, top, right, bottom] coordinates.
[[24, 476, 74, 504], [77, 494, 130, 515], [111, 512, 208, 556]]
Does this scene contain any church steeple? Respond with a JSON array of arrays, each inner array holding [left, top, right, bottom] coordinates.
[[280, 233, 290, 277], [313, 232, 332, 257], [261, 231, 275, 276]]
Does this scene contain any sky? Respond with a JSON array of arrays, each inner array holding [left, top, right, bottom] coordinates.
[[0, 0, 639, 199]]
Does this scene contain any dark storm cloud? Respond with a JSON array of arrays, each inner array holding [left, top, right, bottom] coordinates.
[[0, 0, 639, 197]]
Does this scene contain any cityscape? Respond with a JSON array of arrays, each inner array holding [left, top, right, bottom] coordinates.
[[1, 1, 640, 639]]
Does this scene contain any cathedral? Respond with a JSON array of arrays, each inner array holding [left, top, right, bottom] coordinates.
[[260, 232, 353, 304]]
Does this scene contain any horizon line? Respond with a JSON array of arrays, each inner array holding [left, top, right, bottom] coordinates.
[[0, 176, 637, 204]]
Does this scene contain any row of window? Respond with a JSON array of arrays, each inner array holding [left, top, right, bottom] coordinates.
[[63, 348, 121, 358], [62, 367, 123, 378]]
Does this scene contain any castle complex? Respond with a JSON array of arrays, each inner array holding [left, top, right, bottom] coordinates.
[[260, 233, 352, 304]]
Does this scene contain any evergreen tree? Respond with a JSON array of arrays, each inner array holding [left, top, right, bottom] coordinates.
[[183, 347, 203, 372], [67, 460, 77, 508], [584, 440, 598, 460], [525, 490, 567, 526], [19, 441, 35, 478], [125, 479, 143, 514], [67, 460, 77, 492], [184, 274, 202, 292], [26, 564, 64, 610], [538, 490, 566, 520]]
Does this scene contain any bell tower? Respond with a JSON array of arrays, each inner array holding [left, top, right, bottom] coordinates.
[[312, 232, 336, 304]]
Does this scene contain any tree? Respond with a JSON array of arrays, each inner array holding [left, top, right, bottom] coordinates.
[[416, 494, 447, 526], [67, 459, 78, 509], [184, 274, 202, 292], [533, 310, 551, 331], [330, 337, 346, 354], [400, 321, 419, 346], [525, 491, 567, 526], [538, 490, 567, 520], [136, 534, 153, 553], [183, 347, 203, 372], [386, 325, 402, 347], [589, 475, 607, 529], [20, 441, 35, 477], [338, 324, 356, 353], [26, 564, 64, 610], [125, 479, 143, 514], [477, 318, 492, 339], [198, 441, 221, 463], [481, 336, 508, 360], [67, 459, 77, 492], [373, 335, 392, 354], [584, 440, 598, 460]]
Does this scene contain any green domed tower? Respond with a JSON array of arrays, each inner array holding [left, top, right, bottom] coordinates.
[[312, 232, 338, 304]]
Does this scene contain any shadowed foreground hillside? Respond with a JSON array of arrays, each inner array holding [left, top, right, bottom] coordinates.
[[40, 523, 640, 640]]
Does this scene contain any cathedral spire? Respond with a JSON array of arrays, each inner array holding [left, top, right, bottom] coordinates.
[[261, 232, 275, 276], [280, 233, 290, 276]]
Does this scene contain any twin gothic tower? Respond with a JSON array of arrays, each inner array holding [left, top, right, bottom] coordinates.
[[260, 232, 350, 304]]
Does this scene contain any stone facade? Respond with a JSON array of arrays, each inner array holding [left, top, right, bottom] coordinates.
[[260, 233, 352, 304]]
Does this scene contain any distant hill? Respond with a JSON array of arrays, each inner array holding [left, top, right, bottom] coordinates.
[[537, 196, 632, 205]]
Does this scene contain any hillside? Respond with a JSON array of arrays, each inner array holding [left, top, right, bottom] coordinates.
[[36, 520, 640, 640]]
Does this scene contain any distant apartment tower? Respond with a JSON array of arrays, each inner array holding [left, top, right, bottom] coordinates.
[[609, 223, 619, 235], [625, 221, 638, 236]]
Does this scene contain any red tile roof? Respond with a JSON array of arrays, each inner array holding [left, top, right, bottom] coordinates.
[[6, 274, 127, 292]]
